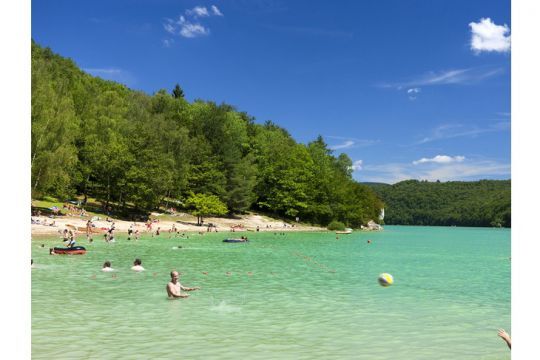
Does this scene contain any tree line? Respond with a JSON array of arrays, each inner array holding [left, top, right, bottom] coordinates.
[[31, 41, 383, 227], [366, 180, 511, 227]]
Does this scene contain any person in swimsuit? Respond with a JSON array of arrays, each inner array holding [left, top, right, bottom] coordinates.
[[166, 271, 200, 298]]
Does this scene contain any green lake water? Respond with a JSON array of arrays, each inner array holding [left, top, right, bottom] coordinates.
[[32, 226, 510, 359]]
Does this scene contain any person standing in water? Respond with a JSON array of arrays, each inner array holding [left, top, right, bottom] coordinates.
[[86, 219, 92, 235], [62, 229, 69, 243], [65, 230, 76, 248], [127, 224, 134, 240], [166, 271, 200, 298]]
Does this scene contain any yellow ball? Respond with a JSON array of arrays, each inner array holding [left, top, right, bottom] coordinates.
[[378, 273, 394, 287]]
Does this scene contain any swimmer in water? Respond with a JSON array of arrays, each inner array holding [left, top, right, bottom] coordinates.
[[131, 258, 145, 272], [166, 270, 200, 299], [102, 261, 114, 272]]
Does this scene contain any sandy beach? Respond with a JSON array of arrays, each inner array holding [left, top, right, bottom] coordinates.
[[31, 212, 326, 237]]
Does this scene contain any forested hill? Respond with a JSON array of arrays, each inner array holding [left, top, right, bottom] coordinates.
[[31, 41, 383, 227], [366, 180, 511, 227]]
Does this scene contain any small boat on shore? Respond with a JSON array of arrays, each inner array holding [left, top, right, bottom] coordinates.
[[223, 238, 249, 243], [52, 246, 87, 255], [336, 228, 353, 234]]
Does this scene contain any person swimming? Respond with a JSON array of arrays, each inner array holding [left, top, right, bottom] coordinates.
[[131, 258, 145, 272], [102, 261, 114, 272]]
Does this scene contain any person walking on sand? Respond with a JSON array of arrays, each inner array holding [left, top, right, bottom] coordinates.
[[166, 271, 200, 299], [131, 258, 145, 272]]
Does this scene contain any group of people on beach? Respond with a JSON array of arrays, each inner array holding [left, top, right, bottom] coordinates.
[[63, 203, 87, 217], [31, 217, 56, 227]]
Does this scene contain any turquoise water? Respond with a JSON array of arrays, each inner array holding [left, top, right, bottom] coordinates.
[[32, 226, 510, 359]]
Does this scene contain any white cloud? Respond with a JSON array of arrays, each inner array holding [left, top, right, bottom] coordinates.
[[407, 87, 421, 100], [351, 160, 363, 171], [163, 6, 224, 41], [187, 6, 210, 18], [413, 155, 465, 165], [416, 122, 510, 144], [329, 140, 355, 150], [469, 18, 511, 53], [163, 21, 176, 34], [211, 5, 223, 16], [327, 136, 379, 150], [358, 158, 510, 184], [378, 67, 503, 90], [180, 23, 210, 38], [162, 39, 174, 47]]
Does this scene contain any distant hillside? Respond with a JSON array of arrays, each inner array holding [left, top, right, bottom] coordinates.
[[360, 182, 391, 187], [366, 179, 511, 227]]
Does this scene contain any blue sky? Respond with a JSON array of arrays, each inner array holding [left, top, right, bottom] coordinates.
[[31, 0, 511, 184]]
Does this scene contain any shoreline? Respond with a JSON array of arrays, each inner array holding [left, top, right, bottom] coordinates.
[[31, 213, 328, 237]]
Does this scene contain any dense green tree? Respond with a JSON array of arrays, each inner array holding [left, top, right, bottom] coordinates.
[[185, 193, 228, 225], [31, 48, 80, 198], [172, 84, 185, 99]]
